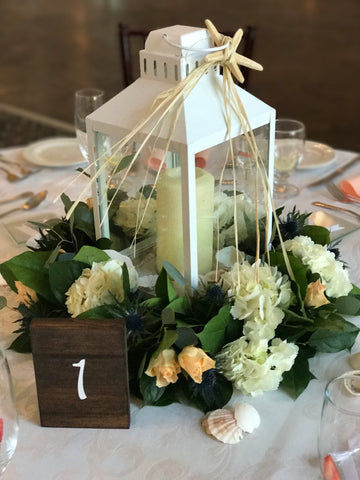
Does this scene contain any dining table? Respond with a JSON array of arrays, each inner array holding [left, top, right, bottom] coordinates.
[[0, 138, 359, 479]]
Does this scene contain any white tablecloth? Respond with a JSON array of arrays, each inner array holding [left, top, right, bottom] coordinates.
[[0, 143, 359, 479]]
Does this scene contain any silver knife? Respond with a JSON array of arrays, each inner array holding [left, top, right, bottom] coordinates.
[[307, 155, 360, 187]]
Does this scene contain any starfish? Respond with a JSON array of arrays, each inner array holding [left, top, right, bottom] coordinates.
[[204, 19, 263, 84]]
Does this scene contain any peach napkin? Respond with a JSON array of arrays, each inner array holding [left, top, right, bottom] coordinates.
[[340, 174, 360, 199]]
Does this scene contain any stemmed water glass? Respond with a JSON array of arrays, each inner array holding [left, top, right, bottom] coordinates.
[[74, 88, 105, 162], [273, 118, 305, 199], [0, 349, 18, 475], [318, 371, 360, 479]]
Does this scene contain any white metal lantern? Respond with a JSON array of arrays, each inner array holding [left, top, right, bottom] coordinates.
[[86, 24, 275, 290]]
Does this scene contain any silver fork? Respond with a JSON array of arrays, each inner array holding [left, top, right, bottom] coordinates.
[[326, 182, 360, 204], [0, 154, 34, 176]]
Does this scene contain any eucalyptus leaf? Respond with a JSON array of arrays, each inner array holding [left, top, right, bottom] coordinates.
[[175, 327, 198, 350], [161, 308, 176, 325], [73, 246, 110, 266], [163, 261, 185, 288], [335, 295, 360, 316]]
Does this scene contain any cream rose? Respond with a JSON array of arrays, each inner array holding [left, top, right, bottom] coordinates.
[[304, 279, 330, 308], [145, 348, 181, 388], [178, 346, 215, 384]]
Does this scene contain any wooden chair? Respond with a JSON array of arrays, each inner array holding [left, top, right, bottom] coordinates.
[[118, 23, 258, 90]]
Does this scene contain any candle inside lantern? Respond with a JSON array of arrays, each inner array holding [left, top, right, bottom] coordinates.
[[156, 167, 215, 275]]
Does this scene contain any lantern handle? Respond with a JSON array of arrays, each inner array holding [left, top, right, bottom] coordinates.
[[162, 33, 229, 53]]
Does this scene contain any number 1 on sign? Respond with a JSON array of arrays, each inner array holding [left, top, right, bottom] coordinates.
[[72, 359, 87, 400]]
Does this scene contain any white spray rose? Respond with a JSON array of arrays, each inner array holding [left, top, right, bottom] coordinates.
[[65, 258, 138, 317], [113, 192, 157, 237]]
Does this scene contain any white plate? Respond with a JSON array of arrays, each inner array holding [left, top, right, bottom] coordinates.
[[297, 141, 335, 170], [23, 137, 86, 167]]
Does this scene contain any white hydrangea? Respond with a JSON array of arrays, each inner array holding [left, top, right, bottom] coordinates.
[[215, 259, 297, 395], [220, 260, 293, 339], [113, 192, 157, 237], [284, 235, 352, 298], [65, 259, 138, 317], [216, 336, 299, 396]]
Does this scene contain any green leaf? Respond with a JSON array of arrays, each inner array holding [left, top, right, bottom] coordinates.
[[300, 225, 330, 246], [335, 295, 360, 316], [350, 284, 360, 296], [0, 296, 6, 310], [152, 327, 178, 359], [0, 251, 56, 300], [154, 268, 178, 303], [167, 297, 188, 315], [139, 374, 177, 406], [122, 263, 130, 297], [181, 371, 233, 413], [9, 332, 32, 353], [280, 346, 316, 399], [163, 261, 185, 288], [155, 268, 168, 299], [76, 304, 121, 319], [197, 305, 232, 355], [270, 251, 309, 298], [48, 260, 88, 304], [308, 317, 359, 353], [73, 246, 109, 266]]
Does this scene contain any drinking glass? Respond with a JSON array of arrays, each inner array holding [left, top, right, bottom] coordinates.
[[273, 119, 305, 199], [318, 371, 360, 480], [74, 88, 105, 161], [0, 349, 18, 475]]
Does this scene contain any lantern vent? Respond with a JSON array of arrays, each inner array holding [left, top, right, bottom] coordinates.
[[139, 25, 220, 84]]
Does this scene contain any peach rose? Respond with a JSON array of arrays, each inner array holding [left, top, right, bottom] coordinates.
[[178, 346, 215, 384], [304, 279, 330, 308], [145, 348, 181, 388], [14, 281, 38, 307]]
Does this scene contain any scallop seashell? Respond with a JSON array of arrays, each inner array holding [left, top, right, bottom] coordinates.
[[348, 353, 360, 370], [202, 408, 243, 444], [234, 403, 261, 433]]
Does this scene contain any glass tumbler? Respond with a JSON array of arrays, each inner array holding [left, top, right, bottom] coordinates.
[[318, 371, 360, 479], [0, 349, 18, 474]]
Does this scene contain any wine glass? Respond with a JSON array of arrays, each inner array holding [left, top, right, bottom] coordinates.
[[318, 371, 360, 480], [74, 88, 105, 162], [273, 119, 305, 199], [0, 349, 18, 475]]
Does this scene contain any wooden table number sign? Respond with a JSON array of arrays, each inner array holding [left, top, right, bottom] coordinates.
[[30, 317, 130, 429]]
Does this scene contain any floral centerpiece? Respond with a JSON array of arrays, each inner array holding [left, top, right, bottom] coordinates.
[[1, 193, 360, 418]]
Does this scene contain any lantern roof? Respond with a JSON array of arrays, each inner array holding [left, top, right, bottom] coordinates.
[[87, 25, 275, 154]]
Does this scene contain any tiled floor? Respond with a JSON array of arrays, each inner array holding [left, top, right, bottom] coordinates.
[[0, 0, 359, 151]]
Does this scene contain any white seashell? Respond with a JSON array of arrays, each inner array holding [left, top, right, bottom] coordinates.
[[202, 408, 243, 444], [348, 353, 360, 370], [234, 403, 261, 433]]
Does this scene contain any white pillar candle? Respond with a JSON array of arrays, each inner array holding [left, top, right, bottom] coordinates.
[[156, 166, 214, 275]]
